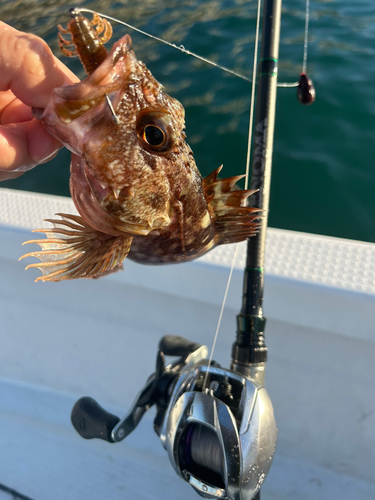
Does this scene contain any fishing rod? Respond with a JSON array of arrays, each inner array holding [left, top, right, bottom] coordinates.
[[232, 0, 282, 381], [69, 0, 288, 499]]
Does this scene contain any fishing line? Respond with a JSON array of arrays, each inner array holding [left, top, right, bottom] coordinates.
[[79, 7, 300, 88], [202, 245, 239, 391], [279, 0, 311, 87], [244, 0, 262, 191], [79, 8, 252, 83], [277, 81, 298, 88], [277, 0, 311, 88], [302, 0, 310, 74], [202, 0, 262, 391]]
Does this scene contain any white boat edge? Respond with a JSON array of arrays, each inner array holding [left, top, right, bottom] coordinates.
[[0, 187, 374, 500]]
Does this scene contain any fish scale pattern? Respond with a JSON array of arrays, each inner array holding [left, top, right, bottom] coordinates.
[[1, 188, 375, 294]]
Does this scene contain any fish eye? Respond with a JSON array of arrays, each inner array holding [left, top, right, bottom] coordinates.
[[143, 125, 165, 146], [136, 109, 176, 154]]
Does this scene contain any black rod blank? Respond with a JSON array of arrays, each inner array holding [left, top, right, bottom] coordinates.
[[232, 0, 283, 366]]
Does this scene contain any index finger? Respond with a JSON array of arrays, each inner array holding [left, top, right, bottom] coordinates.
[[0, 21, 79, 109]]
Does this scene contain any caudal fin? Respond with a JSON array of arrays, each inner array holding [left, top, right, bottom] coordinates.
[[20, 213, 132, 282], [203, 166, 260, 245]]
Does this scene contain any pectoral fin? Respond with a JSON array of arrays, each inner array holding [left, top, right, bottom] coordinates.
[[20, 213, 132, 282], [203, 166, 261, 245]]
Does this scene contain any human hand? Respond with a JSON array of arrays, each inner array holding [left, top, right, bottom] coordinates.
[[0, 21, 79, 181]]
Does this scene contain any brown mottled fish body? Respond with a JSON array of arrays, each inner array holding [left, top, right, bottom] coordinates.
[[21, 11, 259, 281], [129, 149, 216, 264]]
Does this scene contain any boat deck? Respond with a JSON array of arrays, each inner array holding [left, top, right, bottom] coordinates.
[[0, 188, 374, 500]]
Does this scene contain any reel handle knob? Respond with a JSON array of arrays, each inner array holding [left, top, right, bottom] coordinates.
[[71, 396, 120, 442], [159, 335, 203, 357]]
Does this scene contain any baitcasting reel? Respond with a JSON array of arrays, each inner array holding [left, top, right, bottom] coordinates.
[[71, 335, 277, 500]]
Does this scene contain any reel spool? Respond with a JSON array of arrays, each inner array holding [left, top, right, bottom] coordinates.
[[160, 363, 277, 500]]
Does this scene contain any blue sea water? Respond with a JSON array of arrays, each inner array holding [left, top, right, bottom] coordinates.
[[1, 0, 375, 243]]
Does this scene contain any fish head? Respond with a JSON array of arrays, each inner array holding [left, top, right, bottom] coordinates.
[[34, 34, 188, 236]]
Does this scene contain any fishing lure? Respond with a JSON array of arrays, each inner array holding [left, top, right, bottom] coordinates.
[[58, 8, 112, 74], [21, 9, 259, 281]]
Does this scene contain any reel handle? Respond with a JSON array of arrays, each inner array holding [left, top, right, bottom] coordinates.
[[71, 396, 120, 442], [70, 336, 207, 445]]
